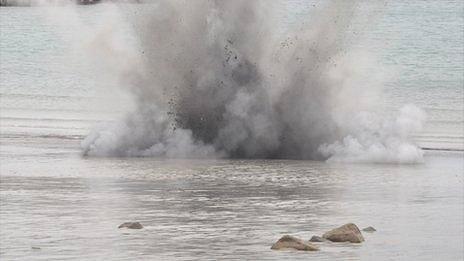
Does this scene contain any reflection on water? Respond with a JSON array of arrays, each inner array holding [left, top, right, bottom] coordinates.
[[1, 146, 463, 260]]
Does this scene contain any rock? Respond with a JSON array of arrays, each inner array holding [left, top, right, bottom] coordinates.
[[362, 226, 376, 232], [271, 235, 319, 251], [322, 223, 364, 243], [309, 235, 326, 242], [118, 222, 143, 229]]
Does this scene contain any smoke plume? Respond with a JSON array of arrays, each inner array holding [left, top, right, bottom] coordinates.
[[79, 0, 425, 163]]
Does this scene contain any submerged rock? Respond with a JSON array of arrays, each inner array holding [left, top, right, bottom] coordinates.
[[118, 222, 143, 229], [309, 235, 326, 242], [362, 226, 376, 232], [322, 223, 364, 243], [271, 235, 319, 251]]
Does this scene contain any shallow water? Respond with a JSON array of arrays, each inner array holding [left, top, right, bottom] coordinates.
[[1, 139, 463, 260], [1, 1, 464, 260]]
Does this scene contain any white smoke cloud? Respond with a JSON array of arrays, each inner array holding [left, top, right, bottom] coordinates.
[[319, 105, 426, 163], [48, 0, 427, 163]]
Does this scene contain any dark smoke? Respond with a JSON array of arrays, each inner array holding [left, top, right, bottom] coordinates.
[[81, 0, 425, 162]]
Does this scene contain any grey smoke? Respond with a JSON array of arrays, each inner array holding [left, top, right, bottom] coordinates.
[[81, 0, 425, 162]]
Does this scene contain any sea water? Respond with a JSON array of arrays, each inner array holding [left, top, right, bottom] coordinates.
[[0, 1, 463, 260]]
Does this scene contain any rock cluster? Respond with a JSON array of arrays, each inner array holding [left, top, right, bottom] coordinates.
[[272, 223, 376, 252]]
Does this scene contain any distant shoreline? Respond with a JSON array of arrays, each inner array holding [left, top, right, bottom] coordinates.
[[0, 0, 100, 6], [0, 0, 143, 6]]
